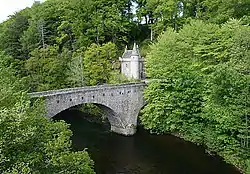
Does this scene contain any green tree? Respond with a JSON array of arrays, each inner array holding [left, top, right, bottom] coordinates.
[[0, 9, 30, 60], [0, 0, 139, 90], [135, 0, 250, 38], [200, 0, 250, 24], [0, 52, 26, 108], [141, 19, 250, 172], [25, 46, 69, 91], [82, 42, 118, 85], [66, 55, 85, 87], [0, 51, 95, 173]]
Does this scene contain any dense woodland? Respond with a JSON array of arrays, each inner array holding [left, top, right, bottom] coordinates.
[[0, 0, 250, 173]]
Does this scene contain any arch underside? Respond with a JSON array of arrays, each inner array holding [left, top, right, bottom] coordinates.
[[47, 100, 144, 135], [47, 101, 126, 129]]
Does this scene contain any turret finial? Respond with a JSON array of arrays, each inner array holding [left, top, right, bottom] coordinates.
[[133, 42, 137, 51], [125, 45, 128, 51]]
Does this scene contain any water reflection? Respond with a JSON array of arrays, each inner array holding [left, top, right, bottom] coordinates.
[[54, 109, 241, 174]]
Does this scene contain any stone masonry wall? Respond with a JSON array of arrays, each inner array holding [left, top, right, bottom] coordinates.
[[30, 83, 146, 136]]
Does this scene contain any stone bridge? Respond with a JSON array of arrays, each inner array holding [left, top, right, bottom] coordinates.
[[30, 83, 146, 136]]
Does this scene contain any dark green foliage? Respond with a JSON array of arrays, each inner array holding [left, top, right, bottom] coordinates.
[[135, 0, 250, 38], [0, 10, 30, 60], [199, 0, 250, 24], [0, 52, 95, 173], [202, 64, 250, 167], [67, 42, 128, 87], [141, 20, 250, 172], [0, 0, 136, 91], [18, 0, 136, 51], [82, 42, 118, 85], [0, 102, 95, 173], [25, 46, 69, 91], [0, 52, 27, 108]]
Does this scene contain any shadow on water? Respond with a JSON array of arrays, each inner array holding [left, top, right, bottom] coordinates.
[[54, 109, 241, 174]]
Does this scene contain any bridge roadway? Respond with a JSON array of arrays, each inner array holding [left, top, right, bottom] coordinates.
[[30, 82, 146, 136]]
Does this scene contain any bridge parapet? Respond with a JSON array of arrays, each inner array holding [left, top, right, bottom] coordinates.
[[30, 82, 146, 97]]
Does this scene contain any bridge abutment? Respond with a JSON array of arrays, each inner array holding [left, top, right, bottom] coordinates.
[[111, 125, 136, 136]]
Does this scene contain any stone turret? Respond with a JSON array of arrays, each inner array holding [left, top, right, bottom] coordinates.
[[119, 43, 144, 80]]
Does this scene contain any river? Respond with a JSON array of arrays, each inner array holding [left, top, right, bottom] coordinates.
[[54, 109, 241, 174]]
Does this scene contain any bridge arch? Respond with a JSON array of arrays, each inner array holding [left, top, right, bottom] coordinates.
[[51, 101, 127, 130], [30, 83, 146, 136]]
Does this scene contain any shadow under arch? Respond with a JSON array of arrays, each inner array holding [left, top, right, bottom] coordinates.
[[52, 102, 121, 131]]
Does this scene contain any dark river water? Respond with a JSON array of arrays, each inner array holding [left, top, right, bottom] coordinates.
[[54, 109, 241, 174]]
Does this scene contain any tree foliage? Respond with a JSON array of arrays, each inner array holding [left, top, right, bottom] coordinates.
[[25, 46, 69, 91], [82, 42, 118, 85], [0, 51, 95, 173], [142, 20, 250, 172], [0, 0, 135, 91], [1, 0, 250, 173], [135, 0, 250, 37]]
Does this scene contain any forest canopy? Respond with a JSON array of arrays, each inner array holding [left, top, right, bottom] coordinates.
[[0, 0, 250, 173]]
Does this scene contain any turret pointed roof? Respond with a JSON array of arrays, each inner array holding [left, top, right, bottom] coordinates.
[[121, 43, 140, 58], [131, 42, 139, 56]]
